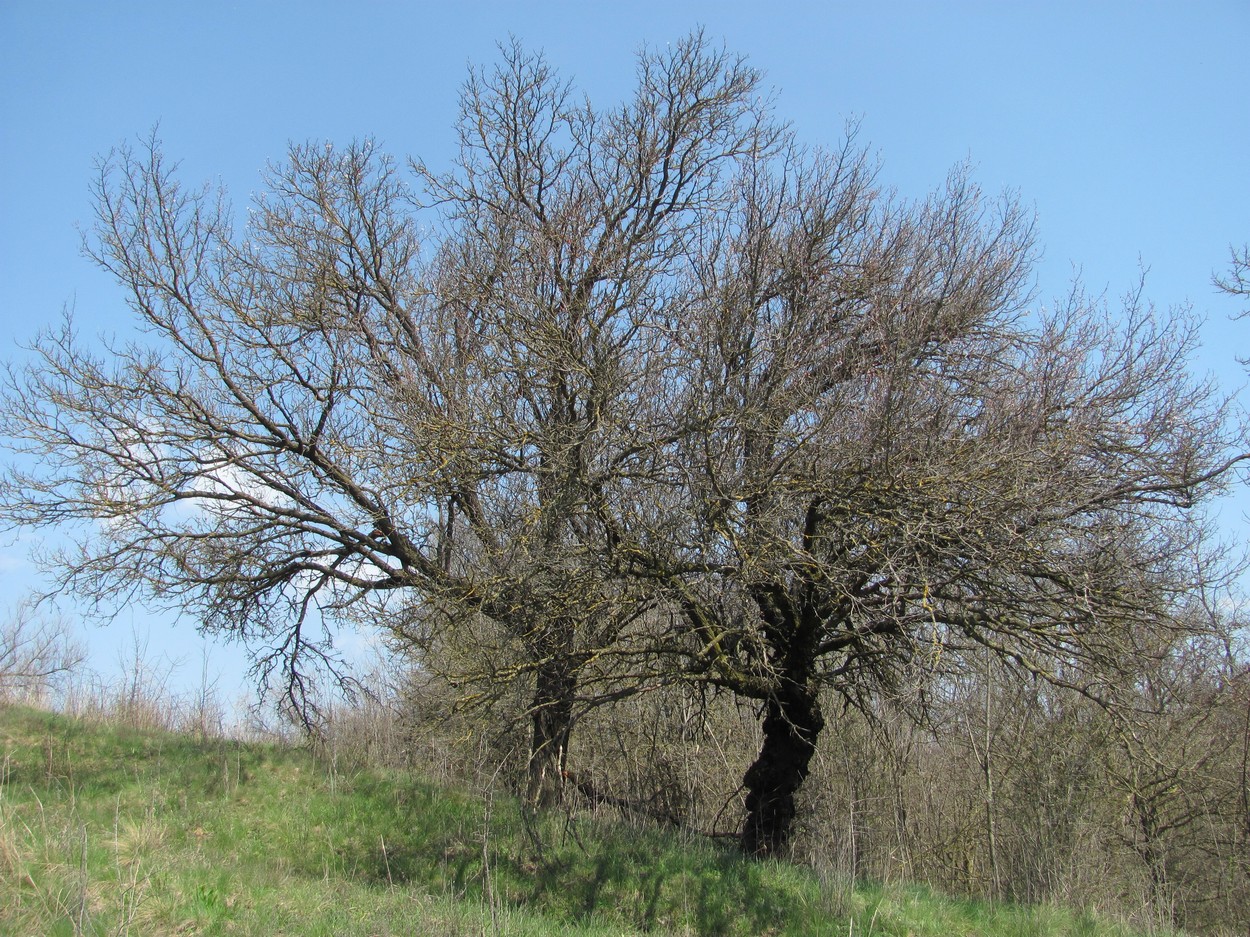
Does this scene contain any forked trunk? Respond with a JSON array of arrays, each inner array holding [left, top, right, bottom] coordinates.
[[740, 680, 825, 857]]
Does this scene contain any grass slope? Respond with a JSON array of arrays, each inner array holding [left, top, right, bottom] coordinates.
[[0, 705, 1157, 936]]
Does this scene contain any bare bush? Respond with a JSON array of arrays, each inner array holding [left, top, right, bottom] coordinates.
[[0, 601, 83, 706]]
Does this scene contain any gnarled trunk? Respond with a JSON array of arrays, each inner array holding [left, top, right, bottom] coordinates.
[[526, 652, 578, 807], [738, 577, 827, 857], [740, 679, 825, 857]]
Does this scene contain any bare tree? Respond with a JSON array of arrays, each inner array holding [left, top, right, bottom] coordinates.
[[0, 33, 774, 805], [602, 142, 1248, 853], [1, 32, 1243, 854]]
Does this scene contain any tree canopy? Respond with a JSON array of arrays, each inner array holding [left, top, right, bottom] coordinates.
[[2, 32, 1244, 855]]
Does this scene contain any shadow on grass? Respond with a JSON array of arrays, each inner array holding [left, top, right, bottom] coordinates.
[[553, 833, 798, 937], [322, 770, 806, 936]]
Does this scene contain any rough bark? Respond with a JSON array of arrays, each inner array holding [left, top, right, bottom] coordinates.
[[740, 678, 826, 857], [526, 651, 578, 807]]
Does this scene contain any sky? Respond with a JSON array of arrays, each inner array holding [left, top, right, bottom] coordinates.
[[1, 0, 1247, 709]]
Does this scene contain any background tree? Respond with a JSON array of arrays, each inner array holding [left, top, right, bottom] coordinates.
[[0, 600, 84, 704]]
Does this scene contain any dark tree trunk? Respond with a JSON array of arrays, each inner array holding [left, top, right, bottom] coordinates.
[[740, 679, 825, 857], [526, 652, 578, 808], [739, 578, 827, 857]]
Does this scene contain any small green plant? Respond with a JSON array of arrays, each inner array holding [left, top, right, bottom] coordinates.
[[191, 881, 225, 919]]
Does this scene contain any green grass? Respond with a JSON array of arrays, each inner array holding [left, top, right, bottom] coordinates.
[[0, 704, 1163, 936]]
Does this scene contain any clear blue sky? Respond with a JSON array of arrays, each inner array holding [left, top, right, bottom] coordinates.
[[2, 0, 1247, 705]]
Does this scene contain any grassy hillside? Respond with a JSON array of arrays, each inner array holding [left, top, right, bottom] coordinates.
[[0, 705, 1161, 936]]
